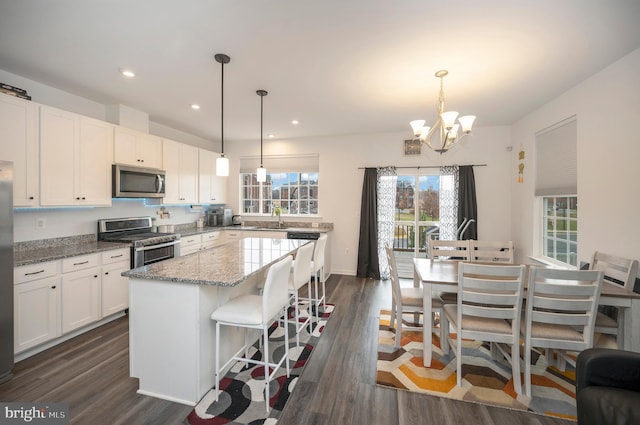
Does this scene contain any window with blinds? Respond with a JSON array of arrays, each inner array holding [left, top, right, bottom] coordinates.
[[535, 117, 578, 266]]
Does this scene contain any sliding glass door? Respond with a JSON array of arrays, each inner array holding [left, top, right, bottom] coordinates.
[[393, 172, 442, 276]]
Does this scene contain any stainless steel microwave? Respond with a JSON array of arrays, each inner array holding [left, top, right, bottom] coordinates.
[[112, 164, 166, 198]]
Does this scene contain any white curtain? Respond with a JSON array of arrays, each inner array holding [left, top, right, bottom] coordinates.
[[377, 166, 397, 280], [439, 165, 459, 240]]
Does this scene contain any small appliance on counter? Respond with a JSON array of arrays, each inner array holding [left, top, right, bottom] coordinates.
[[206, 207, 233, 227], [232, 215, 242, 225]]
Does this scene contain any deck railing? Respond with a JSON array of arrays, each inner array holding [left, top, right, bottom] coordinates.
[[393, 222, 439, 253]]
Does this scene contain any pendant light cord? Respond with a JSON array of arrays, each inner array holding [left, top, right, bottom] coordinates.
[[260, 94, 263, 166], [220, 60, 224, 156]]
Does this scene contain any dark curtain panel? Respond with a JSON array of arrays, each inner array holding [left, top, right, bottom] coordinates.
[[357, 168, 380, 279], [457, 165, 478, 240]]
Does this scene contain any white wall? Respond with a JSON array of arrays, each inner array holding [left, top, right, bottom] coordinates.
[[227, 126, 513, 275], [510, 48, 640, 266]]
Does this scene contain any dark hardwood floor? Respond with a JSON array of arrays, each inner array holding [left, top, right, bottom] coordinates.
[[0, 275, 574, 425]]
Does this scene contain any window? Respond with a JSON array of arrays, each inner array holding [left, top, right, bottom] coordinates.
[[535, 117, 577, 267], [240, 171, 319, 215], [542, 196, 578, 266]]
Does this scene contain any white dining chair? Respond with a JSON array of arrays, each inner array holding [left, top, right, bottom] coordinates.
[[429, 238, 471, 261], [589, 251, 639, 348], [288, 241, 315, 347], [469, 240, 515, 264], [210, 255, 293, 412], [521, 267, 604, 397], [430, 238, 472, 304], [441, 262, 527, 394], [386, 246, 445, 348]]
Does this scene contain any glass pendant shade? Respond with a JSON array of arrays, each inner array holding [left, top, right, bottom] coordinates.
[[440, 111, 459, 130], [257, 165, 266, 182], [216, 156, 229, 177], [419, 126, 431, 140], [458, 115, 476, 134], [410, 120, 426, 137]]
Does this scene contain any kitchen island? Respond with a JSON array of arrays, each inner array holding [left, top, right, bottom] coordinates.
[[123, 237, 309, 406]]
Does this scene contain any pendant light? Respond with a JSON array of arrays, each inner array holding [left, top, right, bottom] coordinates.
[[214, 53, 230, 176], [256, 89, 268, 183]]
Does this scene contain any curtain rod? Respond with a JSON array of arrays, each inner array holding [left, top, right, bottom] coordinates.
[[357, 164, 487, 170]]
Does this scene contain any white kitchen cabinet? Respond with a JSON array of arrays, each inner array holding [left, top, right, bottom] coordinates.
[[180, 234, 203, 256], [61, 254, 101, 333], [114, 126, 163, 169], [198, 149, 227, 204], [13, 261, 61, 353], [201, 231, 222, 249], [0, 94, 39, 207], [101, 249, 130, 317], [40, 106, 113, 206], [163, 139, 198, 204]]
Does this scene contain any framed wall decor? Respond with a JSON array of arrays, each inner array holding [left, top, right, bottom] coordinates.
[[404, 139, 422, 156]]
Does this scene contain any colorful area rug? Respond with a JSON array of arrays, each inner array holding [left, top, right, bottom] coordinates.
[[186, 301, 334, 425], [376, 309, 578, 421]]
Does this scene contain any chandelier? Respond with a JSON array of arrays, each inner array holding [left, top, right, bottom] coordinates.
[[410, 70, 476, 154]]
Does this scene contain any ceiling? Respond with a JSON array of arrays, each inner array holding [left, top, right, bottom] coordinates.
[[1, 1, 639, 144]]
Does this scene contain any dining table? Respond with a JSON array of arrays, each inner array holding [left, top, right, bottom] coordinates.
[[413, 258, 640, 367]]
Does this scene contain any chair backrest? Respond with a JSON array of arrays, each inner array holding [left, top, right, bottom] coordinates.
[[311, 234, 327, 271], [457, 263, 526, 340], [470, 240, 515, 264], [262, 255, 294, 322], [291, 242, 314, 290], [589, 251, 638, 292], [385, 245, 402, 307], [525, 267, 604, 350], [429, 238, 471, 261]]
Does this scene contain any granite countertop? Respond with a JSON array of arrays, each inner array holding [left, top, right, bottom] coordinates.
[[176, 224, 331, 238], [14, 240, 128, 267], [123, 237, 310, 287]]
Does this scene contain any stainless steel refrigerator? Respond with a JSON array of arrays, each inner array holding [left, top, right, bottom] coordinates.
[[0, 160, 13, 384]]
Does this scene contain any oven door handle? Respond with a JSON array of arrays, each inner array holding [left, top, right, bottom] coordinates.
[[134, 240, 181, 252]]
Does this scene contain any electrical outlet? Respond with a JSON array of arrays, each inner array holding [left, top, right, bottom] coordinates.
[[36, 218, 46, 229]]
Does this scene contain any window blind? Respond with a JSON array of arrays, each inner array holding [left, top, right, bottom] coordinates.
[[535, 117, 577, 196], [239, 153, 319, 173]]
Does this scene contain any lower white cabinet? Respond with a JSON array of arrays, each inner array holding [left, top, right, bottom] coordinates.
[[180, 234, 203, 256], [13, 248, 131, 355], [101, 249, 130, 317], [14, 274, 61, 353], [61, 266, 100, 334]]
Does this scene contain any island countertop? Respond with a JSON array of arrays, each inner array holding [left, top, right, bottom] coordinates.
[[123, 237, 309, 287]]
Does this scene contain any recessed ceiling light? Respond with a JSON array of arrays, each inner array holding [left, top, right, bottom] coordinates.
[[268, 134, 275, 139], [120, 69, 136, 78], [291, 120, 299, 125], [191, 104, 200, 110]]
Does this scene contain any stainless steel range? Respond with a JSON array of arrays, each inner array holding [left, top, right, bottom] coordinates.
[[98, 217, 181, 269]]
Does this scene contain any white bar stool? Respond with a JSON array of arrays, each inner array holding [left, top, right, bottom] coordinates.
[[210, 255, 293, 412], [310, 234, 327, 319], [289, 242, 315, 347]]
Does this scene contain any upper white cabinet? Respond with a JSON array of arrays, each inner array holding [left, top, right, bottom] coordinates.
[[114, 126, 163, 169], [163, 138, 198, 204], [0, 94, 39, 207], [40, 106, 113, 207], [198, 148, 227, 204]]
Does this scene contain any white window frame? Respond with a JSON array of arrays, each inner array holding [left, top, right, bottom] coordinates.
[[239, 171, 319, 217], [538, 195, 578, 267]]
